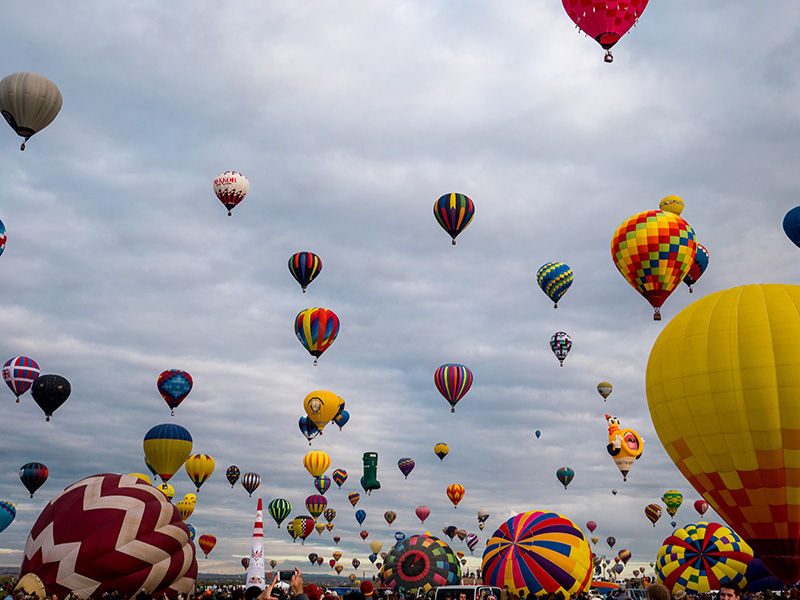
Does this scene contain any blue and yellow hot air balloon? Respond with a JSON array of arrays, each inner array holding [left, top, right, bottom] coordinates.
[[142, 423, 193, 483], [184, 453, 215, 492], [537, 262, 574, 308], [294, 308, 340, 365], [434, 193, 475, 245]]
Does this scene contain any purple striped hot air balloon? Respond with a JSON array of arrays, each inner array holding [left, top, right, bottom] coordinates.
[[434, 364, 473, 413], [397, 458, 415, 479]]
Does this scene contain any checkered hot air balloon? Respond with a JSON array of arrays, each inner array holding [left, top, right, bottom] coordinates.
[[434, 364, 473, 413], [655, 522, 752, 594], [482, 511, 592, 597], [2, 356, 40, 402], [434, 193, 475, 245], [294, 308, 340, 365], [550, 333, 572, 367], [611, 209, 697, 321], [662, 490, 684, 518], [213, 171, 249, 216], [537, 262, 574, 308], [562, 0, 649, 63], [288, 252, 322, 293], [157, 369, 193, 416], [292, 515, 315, 545]]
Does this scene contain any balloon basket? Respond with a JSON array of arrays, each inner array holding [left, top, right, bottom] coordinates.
[[604, 52, 614, 63], [653, 308, 662, 321], [46, 415, 51, 422], [450, 407, 455, 413], [451, 240, 456, 245]]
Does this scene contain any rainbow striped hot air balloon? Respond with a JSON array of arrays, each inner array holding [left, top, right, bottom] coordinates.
[[482, 511, 593, 597], [537, 262, 574, 308], [184, 453, 215, 492], [142, 424, 193, 483], [288, 252, 323, 293], [294, 308, 340, 365], [434, 193, 475, 245], [434, 364, 473, 413]]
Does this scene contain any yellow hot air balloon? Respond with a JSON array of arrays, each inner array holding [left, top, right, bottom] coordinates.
[[183, 493, 197, 506], [646, 284, 800, 585], [127, 472, 152, 485], [596, 382, 613, 401], [176, 499, 194, 521], [434, 443, 450, 461], [0, 72, 63, 150], [158, 483, 175, 501], [303, 390, 345, 433], [142, 424, 193, 483], [303, 450, 331, 477], [370, 540, 383, 555], [658, 195, 685, 216], [184, 453, 215, 492]]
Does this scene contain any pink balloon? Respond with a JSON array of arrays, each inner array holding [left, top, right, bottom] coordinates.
[[694, 499, 709, 517], [415, 506, 431, 524], [586, 521, 597, 533]]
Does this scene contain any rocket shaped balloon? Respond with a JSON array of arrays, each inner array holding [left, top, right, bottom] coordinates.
[[246, 498, 266, 589]]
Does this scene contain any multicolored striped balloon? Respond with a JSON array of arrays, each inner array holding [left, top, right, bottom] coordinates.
[[655, 521, 752, 594], [306, 495, 327, 520], [645, 504, 662, 527], [481, 511, 593, 597], [241, 472, 261, 497], [398, 458, 415, 479], [302, 450, 331, 478], [434, 193, 475, 245], [2, 356, 40, 402], [332, 468, 347, 488], [384, 510, 397, 525], [314, 475, 332, 495], [294, 308, 340, 365], [537, 262, 574, 308], [288, 252, 323, 293], [383, 535, 461, 592], [184, 454, 215, 492], [683, 243, 709, 293], [434, 364, 473, 413]]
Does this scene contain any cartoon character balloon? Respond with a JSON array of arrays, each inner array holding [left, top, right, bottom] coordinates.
[[213, 171, 249, 216], [0, 72, 63, 150], [303, 390, 345, 433], [2, 356, 40, 402], [611, 209, 697, 320], [434, 193, 475, 245], [294, 308, 340, 365], [562, 0, 649, 63], [550, 332, 572, 367], [157, 369, 193, 416], [646, 284, 800, 583], [605, 415, 643, 481], [288, 252, 322, 293], [537, 262, 574, 308], [434, 364, 473, 413]]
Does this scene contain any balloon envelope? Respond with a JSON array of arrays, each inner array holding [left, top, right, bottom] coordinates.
[[536, 262, 573, 308], [434, 364, 473, 413], [288, 252, 322, 292], [2, 356, 40, 401], [184, 454, 214, 492], [561, 0, 649, 62], [383, 535, 461, 592], [157, 369, 193, 415], [20, 463, 49, 498], [294, 308, 340, 364], [268, 499, 292, 528], [142, 424, 193, 483], [241, 473, 261, 496], [0, 72, 63, 150], [434, 193, 475, 245], [213, 171, 249, 215], [783, 206, 800, 247], [303, 390, 345, 432], [30, 374, 71, 421], [0, 501, 15, 533], [434, 443, 449, 461]]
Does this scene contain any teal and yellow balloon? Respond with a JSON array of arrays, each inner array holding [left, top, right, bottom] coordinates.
[[556, 467, 574, 490], [536, 262, 573, 309], [142, 423, 193, 483]]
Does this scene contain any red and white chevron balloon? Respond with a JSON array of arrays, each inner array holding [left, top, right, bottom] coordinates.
[[20, 473, 197, 599]]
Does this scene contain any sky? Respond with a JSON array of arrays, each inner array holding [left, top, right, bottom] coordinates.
[[0, 0, 799, 586]]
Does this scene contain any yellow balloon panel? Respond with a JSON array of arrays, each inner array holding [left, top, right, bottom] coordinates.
[[303, 390, 344, 432]]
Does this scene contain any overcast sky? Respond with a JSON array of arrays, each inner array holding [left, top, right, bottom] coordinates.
[[0, 0, 799, 585]]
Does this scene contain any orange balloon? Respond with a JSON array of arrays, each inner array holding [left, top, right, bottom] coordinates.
[[447, 483, 465, 508]]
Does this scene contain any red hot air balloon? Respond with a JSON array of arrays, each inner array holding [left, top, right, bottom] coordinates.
[[416, 506, 431, 524], [695, 499, 709, 518], [294, 308, 340, 365], [198, 534, 216, 558], [586, 521, 597, 533], [562, 0, 649, 63]]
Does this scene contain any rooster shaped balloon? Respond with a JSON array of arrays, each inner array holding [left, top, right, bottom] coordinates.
[[605, 414, 643, 481]]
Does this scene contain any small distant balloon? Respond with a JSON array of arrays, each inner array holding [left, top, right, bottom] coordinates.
[[157, 369, 193, 416], [597, 381, 613, 400], [226, 465, 240, 487], [289, 252, 323, 293], [556, 466, 574, 489], [397, 458, 415, 479], [2, 356, 40, 402], [434, 443, 450, 461], [241, 472, 261, 496], [434, 192, 475, 245], [537, 262, 574, 308], [434, 364, 473, 413], [659, 195, 685, 216], [550, 332, 572, 367], [535, 430, 541, 439], [30, 374, 71, 421], [214, 171, 249, 216]]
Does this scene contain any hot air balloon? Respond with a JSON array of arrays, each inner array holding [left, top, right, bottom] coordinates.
[[444, 526, 457, 541], [333, 410, 350, 430], [745, 557, 784, 594], [361, 451, 380, 494], [384, 511, 397, 525], [605, 414, 644, 481], [783, 207, 800, 247], [591, 537, 599, 546], [434, 364, 473, 413], [434, 443, 449, 461], [612, 489, 618, 496], [332, 469, 347, 488], [213, 171, 249, 216], [333, 536, 341, 545], [352, 558, 361, 569], [561, 0, 649, 63], [241, 473, 261, 497], [295, 308, 340, 365], [334, 565, 343, 575], [694, 500, 709, 518], [659, 195, 685, 216], [586, 521, 597, 533], [270, 560, 277, 569], [683, 243, 709, 293], [326, 523, 334, 532], [611, 209, 697, 320], [30, 374, 70, 421], [456, 529, 467, 541], [157, 369, 193, 416], [465, 533, 479, 554], [303, 390, 345, 432], [142, 423, 193, 483], [556, 467, 574, 490], [478, 509, 490, 524], [308, 553, 318, 565], [226, 465, 240, 487], [184, 453, 215, 492], [360, 531, 369, 541], [535, 430, 541, 439], [299, 416, 320, 445], [0, 72, 62, 150], [645, 283, 800, 583], [355, 509, 367, 526], [662, 491, 683, 518], [607, 537, 616, 549], [198, 534, 216, 558], [0, 501, 15, 533], [397, 458, 415, 479], [128, 473, 152, 485], [368, 553, 377, 564], [370, 541, 383, 555], [394, 533, 405, 545], [383, 535, 461, 592], [550, 332, 572, 367], [415, 506, 430, 524], [323, 508, 336, 523], [615, 564, 624, 574], [348, 492, 360, 507], [645, 504, 662, 527], [289, 252, 322, 293], [537, 262, 574, 308], [303, 450, 331, 477], [158, 484, 174, 501], [655, 522, 753, 594], [2, 356, 40, 402], [315, 522, 325, 535], [434, 193, 475, 245], [597, 381, 612, 401], [268, 499, 292, 528], [292, 516, 315, 545], [175, 499, 194, 522], [241, 558, 249, 570], [446, 484, 465, 508], [482, 511, 592, 597], [314, 475, 332, 495]]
